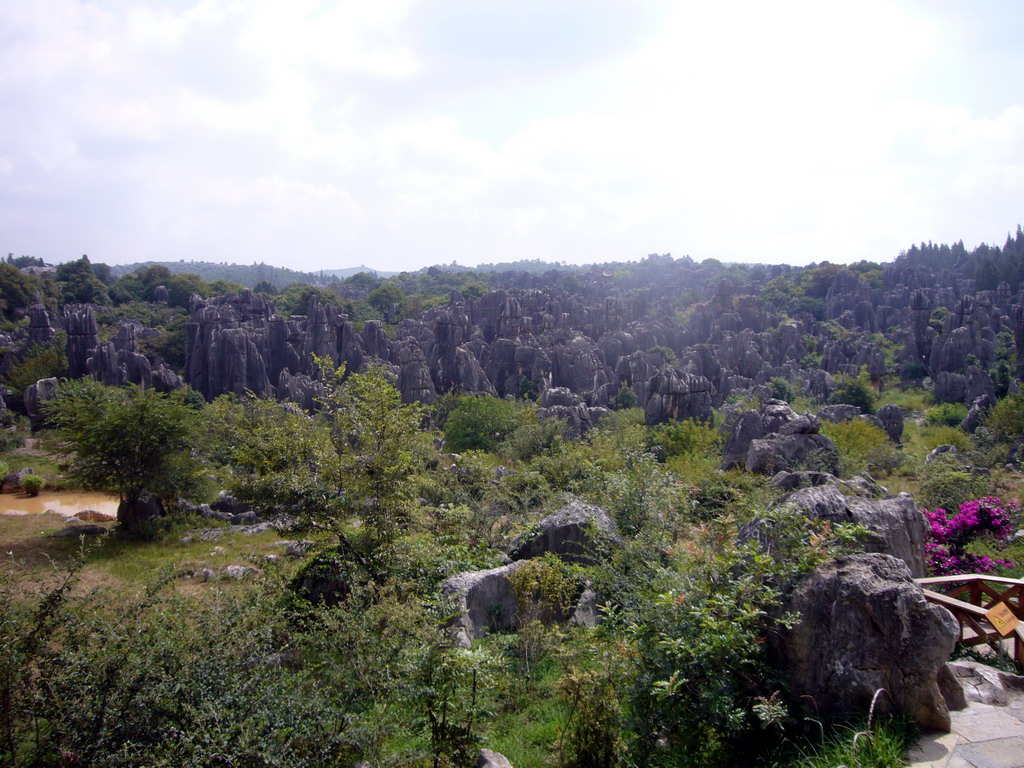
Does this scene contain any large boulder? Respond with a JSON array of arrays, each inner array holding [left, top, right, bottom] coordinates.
[[441, 561, 527, 646], [507, 497, 617, 563], [721, 410, 765, 470], [876, 403, 905, 443], [116, 493, 166, 530], [961, 393, 995, 434], [771, 554, 959, 731], [746, 433, 839, 475], [775, 484, 927, 576], [1, 468, 34, 494], [818, 404, 862, 423]]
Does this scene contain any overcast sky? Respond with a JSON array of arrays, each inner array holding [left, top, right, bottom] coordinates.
[[1, 0, 1022, 272]]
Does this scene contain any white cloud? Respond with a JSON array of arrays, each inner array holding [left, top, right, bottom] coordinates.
[[0, 0, 1022, 269]]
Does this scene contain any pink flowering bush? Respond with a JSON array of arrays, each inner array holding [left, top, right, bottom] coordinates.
[[924, 496, 1018, 575]]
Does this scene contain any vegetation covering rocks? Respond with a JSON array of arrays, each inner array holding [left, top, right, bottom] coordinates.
[[3, 234, 1024, 766]]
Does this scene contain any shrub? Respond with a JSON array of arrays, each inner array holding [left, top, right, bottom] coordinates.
[[828, 370, 876, 414], [649, 419, 723, 460], [927, 402, 968, 427], [20, 474, 43, 496], [820, 419, 898, 477], [986, 393, 1024, 442], [919, 425, 973, 453], [917, 458, 992, 514], [768, 377, 796, 403], [924, 497, 1018, 575], [444, 395, 520, 453]]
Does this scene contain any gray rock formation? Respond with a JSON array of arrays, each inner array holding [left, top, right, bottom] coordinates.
[[722, 410, 764, 470], [746, 433, 839, 475], [507, 497, 617, 564], [775, 484, 928, 576], [27, 303, 54, 346], [961, 393, 995, 434], [64, 305, 99, 379], [476, 749, 514, 768], [771, 554, 959, 731], [23, 377, 59, 430], [644, 368, 714, 426], [441, 561, 527, 646], [876, 403, 905, 443]]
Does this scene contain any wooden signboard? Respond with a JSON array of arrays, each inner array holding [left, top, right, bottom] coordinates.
[[985, 602, 1021, 637]]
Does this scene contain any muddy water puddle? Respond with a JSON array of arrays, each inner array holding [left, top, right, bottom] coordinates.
[[0, 492, 119, 518]]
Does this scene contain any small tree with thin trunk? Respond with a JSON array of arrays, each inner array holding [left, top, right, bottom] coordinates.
[[43, 379, 202, 535]]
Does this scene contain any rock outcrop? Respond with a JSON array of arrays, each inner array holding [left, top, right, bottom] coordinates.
[[775, 484, 928, 576], [507, 497, 617, 564], [771, 554, 959, 731]]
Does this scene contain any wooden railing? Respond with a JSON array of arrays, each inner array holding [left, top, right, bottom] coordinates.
[[916, 574, 1024, 670]]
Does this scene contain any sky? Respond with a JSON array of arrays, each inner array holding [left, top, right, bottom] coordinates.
[[1, 0, 1022, 273]]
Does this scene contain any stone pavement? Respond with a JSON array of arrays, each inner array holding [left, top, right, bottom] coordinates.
[[908, 701, 1024, 768]]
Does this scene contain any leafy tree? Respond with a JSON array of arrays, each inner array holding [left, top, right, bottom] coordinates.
[[318, 360, 426, 560], [827, 369, 876, 414], [1, 334, 68, 395], [43, 380, 203, 534], [368, 283, 406, 322], [443, 395, 519, 453], [55, 256, 111, 306], [204, 394, 334, 512], [0, 263, 38, 319]]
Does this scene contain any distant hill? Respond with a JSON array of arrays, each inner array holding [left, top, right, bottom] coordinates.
[[109, 260, 396, 289]]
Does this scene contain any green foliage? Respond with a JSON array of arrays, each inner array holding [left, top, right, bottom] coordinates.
[[56, 256, 111, 306], [557, 665, 626, 768], [0, 334, 68, 395], [919, 425, 973, 453], [768, 376, 796, 402], [828, 369, 877, 414], [318, 360, 426, 558], [986, 393, 1024, 442], [0, 264, 38, 319], [367, 282, 406, 323], [204, 395, 334, 512], [820, 419, 901, 477], [613, 384, 638, 410], [650, 419, 723, 460], [414, 643, 497, 768], [774, 715, 916, 768], [604, 450, 682, 536], [43, 380, 203, 530], [624, 508, 859, 767], [0, 558, 432, 767], [20, 474, 43, 496], [917, 456, 992, 514], [444, 395, 520, 453], [927, 402, 968, 427]]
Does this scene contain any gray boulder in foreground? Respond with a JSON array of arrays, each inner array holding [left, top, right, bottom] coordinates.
[[441, 561, 526, 646], [775, 484, 927, 577], [772, 554, 958, 732], [476, 749, 514, 768]]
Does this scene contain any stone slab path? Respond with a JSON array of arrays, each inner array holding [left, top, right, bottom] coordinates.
[[909, 701, 1024, 768]]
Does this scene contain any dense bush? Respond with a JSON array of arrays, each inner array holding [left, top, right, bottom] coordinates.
[[827, 370, 876, 414], [986, 393, 1024, 442], [926, 402, 968, 427], [917, 457, 993, 514], [820, 419, 900, 477], [443, 395, 520, 453]]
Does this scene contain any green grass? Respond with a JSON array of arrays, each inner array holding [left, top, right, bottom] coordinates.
[[0, 512, 304, 589], [765, 715, 918, 768], [876, 386, 933, 414]]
